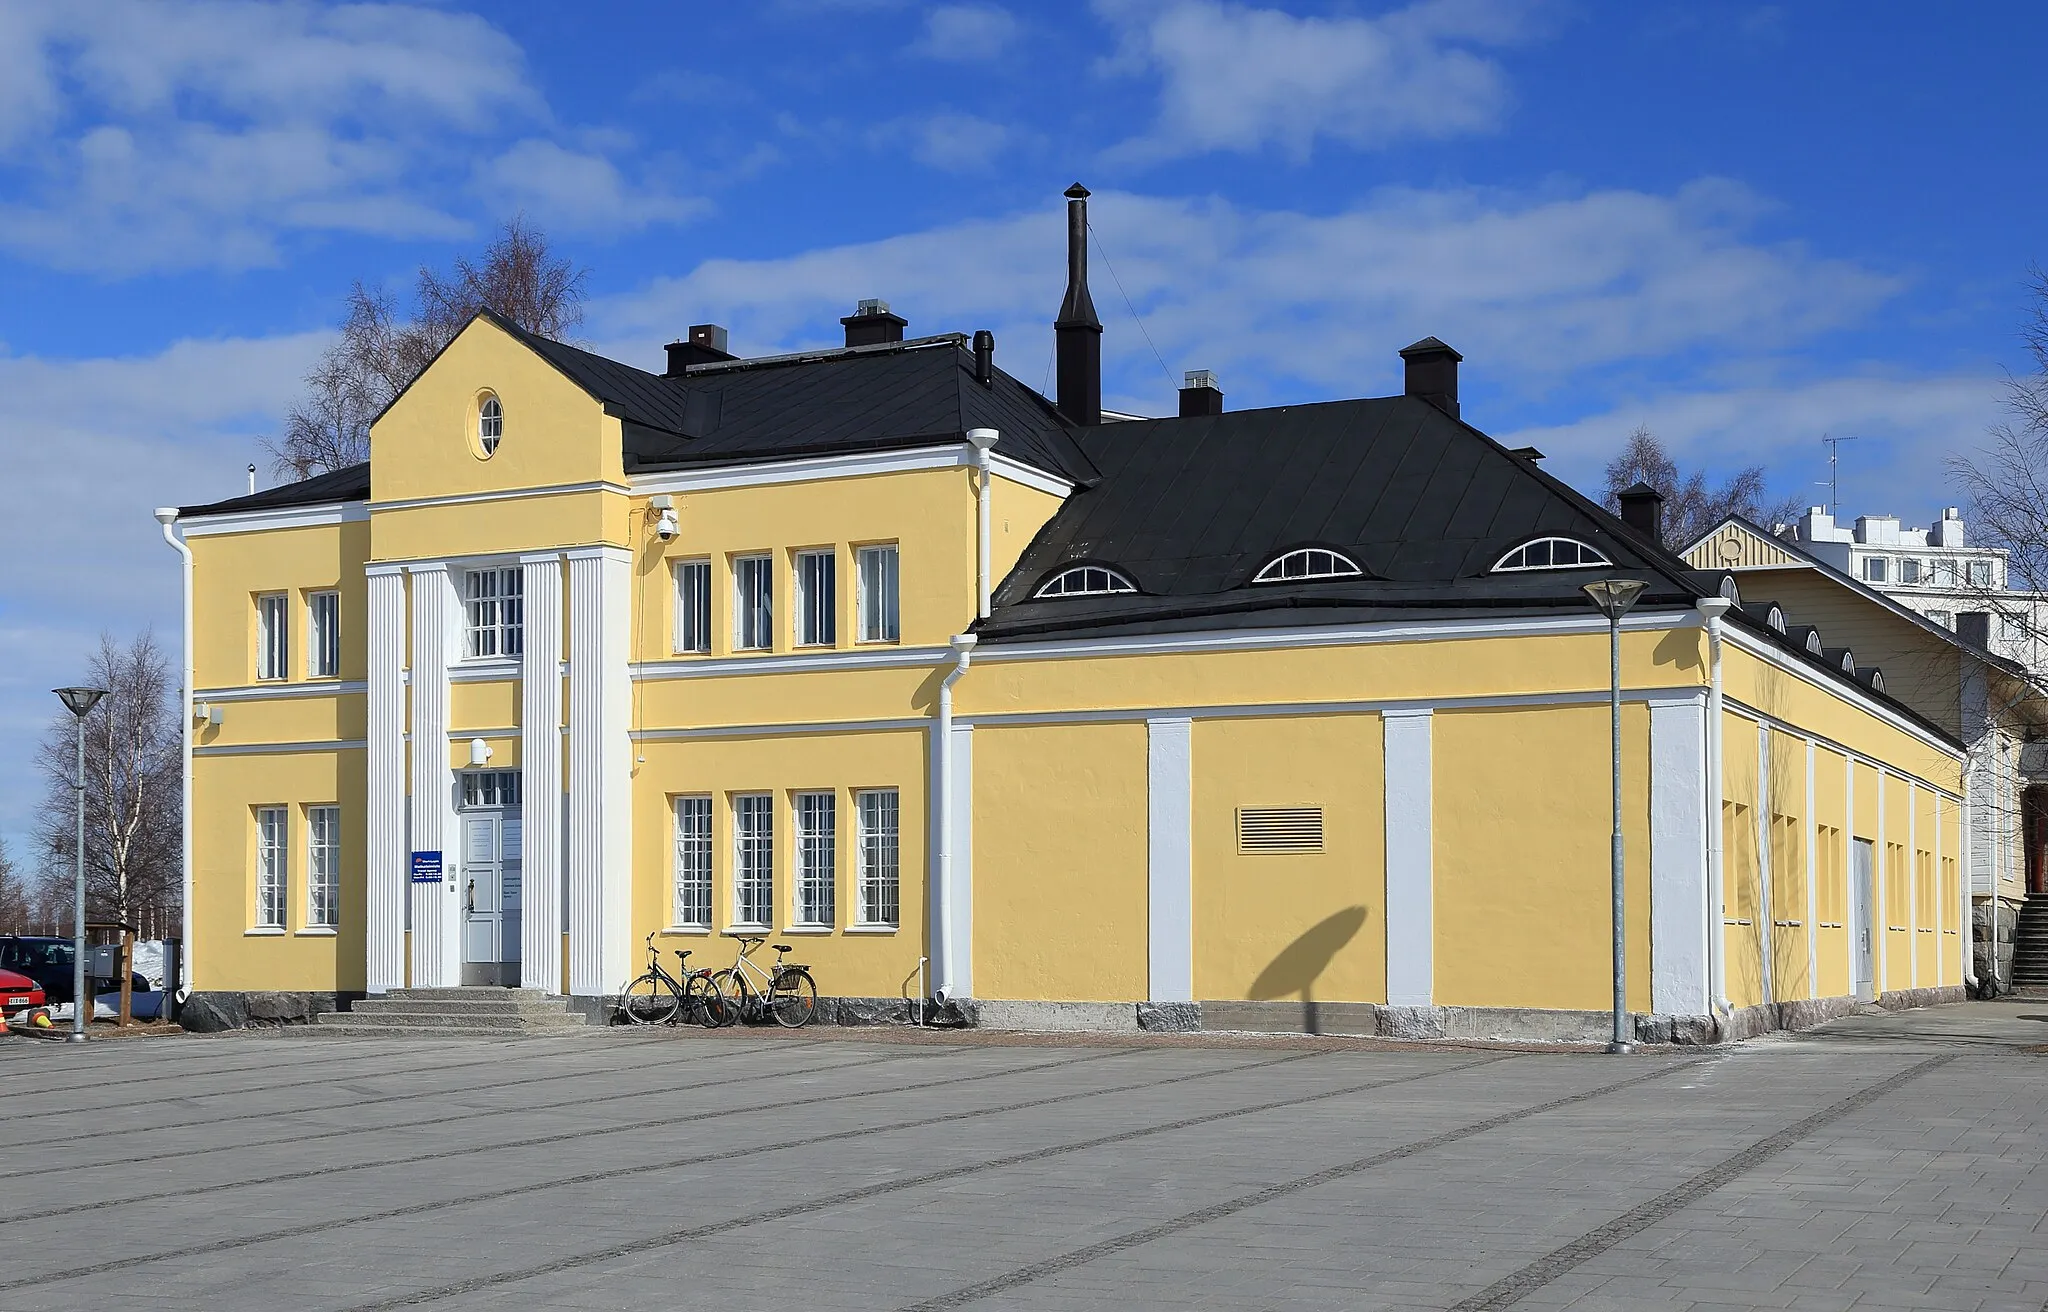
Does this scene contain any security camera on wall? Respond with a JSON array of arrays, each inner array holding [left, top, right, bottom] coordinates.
[[651, 494, 679, 541]]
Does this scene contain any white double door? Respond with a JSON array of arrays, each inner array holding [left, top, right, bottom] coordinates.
[[461, 808, 523, 987]]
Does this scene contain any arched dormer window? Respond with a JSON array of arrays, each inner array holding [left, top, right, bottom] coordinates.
[[1034, 565, 1138, 599], [1253, 547, 1363, 584], [478, 394, 503, 458], [1491, 537, 1611, 572]]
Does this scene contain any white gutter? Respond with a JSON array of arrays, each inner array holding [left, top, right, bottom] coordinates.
[[966, 428, 998, 619], [155, 508, 195, 999], [1696, 597, 1733, 1018], [931, 634, 975, 1002]]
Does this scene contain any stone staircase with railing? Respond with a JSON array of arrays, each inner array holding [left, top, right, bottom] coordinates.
[[2008, 898, 2048, 993], [314, 988, 593, 1036]]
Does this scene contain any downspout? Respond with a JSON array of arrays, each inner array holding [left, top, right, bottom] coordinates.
[[931, 634, 976, 1002], [154, 508, 195, 1002], [966, 428, 998, 620], [1696, 597, 1733, 1017]]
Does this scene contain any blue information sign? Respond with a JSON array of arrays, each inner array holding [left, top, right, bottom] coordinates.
[[410, 851, 444, 884]]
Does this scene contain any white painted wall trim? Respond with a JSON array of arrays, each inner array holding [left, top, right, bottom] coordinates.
[[370, 480, 630, 513], [981, 610, 1687, 664], [408, 564, 459, 988], [633, 718, 929, 742], [448, 658, 523, 684], [632, 645, 951, 681], [195, 739, 368, 757], [1146, 717, 1194, 1005], [1383, 709, 1433, 1008], [180, 501, 369, 536], [630, 443, 1073, 498], [1718, 624, 1965, 760], [365, 568, 406, 993], [195, 681, 368, 703], [1754, 723, 1775, 1003], [1721, 697, 1962, 804], [1804, 738, 1819, 1000], [566, 547, 633, 996], [1649, 699, 1709, 1015], [950, 723, 974, 1000], [521, 553, 565, 993]]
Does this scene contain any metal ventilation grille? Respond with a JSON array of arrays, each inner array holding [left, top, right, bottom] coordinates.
[[1237, 807, 1324, 855]]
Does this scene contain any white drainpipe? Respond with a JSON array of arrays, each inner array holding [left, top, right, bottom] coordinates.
[[931, 634, 976, 1002], [155, 508, 195, 999], [1696, 597, 1733, 1017], [966, 428, 998, 619]]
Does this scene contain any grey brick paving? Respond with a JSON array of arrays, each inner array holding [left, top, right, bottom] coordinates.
[[3, 1002, 2048, 1309]]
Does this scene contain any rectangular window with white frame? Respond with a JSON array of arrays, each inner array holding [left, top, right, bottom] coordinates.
[[256, 593, 288, 681], [463, 567, 524, 659], [1934, 560, 1958, 586], [674, 559, 711, 655], [1969, 559, 1993, 587], [794, 549, 836, 647], [1898, 559, 1921, 585], [855, 788, 899, 927], [732, 793, 774, 927], [306, 805, 340, 929], [794, 790, 836, 927], [308, 590, 340, 678], [674, 795, 712, 928], [856, 544, 900, 644], [733, 555, 773, 651], [255, 806, 287, 929], [1862, 556, 1889, 583]]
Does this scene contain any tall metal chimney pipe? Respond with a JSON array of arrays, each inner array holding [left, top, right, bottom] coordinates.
[[1054, 183, 1102, 427]]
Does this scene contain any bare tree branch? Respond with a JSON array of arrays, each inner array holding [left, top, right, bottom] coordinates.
[[1601, 424, 1803, 549]]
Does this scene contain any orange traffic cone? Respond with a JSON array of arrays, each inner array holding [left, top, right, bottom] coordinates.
[[0, 1010, 10, 1036]]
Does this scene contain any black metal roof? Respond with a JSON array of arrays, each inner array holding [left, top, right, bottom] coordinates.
[[979, 394, 1714, 641], [181, 461, 370, 517]]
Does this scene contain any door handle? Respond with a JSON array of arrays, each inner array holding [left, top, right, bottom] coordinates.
[[466, 880, 475, 913]]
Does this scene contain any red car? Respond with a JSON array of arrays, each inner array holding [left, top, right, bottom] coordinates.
[[0, 968, 46, 1016]]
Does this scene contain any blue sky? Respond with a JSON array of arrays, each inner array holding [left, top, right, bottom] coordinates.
[[1, 0, 2043, 855]]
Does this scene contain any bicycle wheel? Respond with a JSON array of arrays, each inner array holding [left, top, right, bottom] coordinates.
[[710, 969, 750, 1025], [618, 972, 678, 1025], [769, 967, 818, 1028], [687, 973, 731, 1029]]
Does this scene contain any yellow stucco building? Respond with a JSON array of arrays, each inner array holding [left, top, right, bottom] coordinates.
[[157, 193, 1965, 1040]]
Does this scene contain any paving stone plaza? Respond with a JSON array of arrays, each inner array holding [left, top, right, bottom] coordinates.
[[4, 1004, 2048, 1310]]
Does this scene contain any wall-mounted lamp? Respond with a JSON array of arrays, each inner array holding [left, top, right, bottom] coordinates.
[[467, 738, 493, 767]]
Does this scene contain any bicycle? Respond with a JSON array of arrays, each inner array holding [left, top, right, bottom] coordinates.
[[709, 935, 818, 1028], [617, 933, 730, 1027]]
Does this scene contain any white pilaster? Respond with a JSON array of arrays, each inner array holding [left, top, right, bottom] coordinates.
[[1648, 696, 1709, 1016], [1383, 709, 1433, 1007], [566, 547, 632, 998], [1146, 717, 1193, 1004], [1908, 780, 1918, 989], [520, 553, 565, 993], [408, 564, 458, 988], [1875, 769, 1888, 991], [949, 723, 974, 999], [1805, 739, 1818, 999], [1755, 726, 1775, 1002], [365, 566, 408, 993]]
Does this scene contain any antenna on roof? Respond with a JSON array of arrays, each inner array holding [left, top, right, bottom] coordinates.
[[1819, 433, 1859, 515]]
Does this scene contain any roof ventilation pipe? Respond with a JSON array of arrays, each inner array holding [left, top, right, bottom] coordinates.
[[841, 299, 907, 348], [931, 634, 977, 1004], [1054, 183, 1103, 426], [1398, 337, 1462, 418], [973, 330, 995, 388], [1618, 482, 1666, 545], [966, 428, 999, 619], [1179, 370, 1223, 417]]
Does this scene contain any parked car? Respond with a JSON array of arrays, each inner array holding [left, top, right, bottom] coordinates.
[[0, 937, 147, 1005], [0, 967, 46, 1014]]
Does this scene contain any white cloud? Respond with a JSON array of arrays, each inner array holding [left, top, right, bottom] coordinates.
[[0, 331, 328, 847], [0, 1, 703, 273], [592, 180, 1899, 406], [911, 4, 1020, 60], [1098, 0, 1542, 163], [479, 140, 710, 234], [868, 112, 1017, 173]]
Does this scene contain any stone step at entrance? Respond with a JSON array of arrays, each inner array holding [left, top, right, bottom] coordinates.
[[314, 987, 592, 1037]]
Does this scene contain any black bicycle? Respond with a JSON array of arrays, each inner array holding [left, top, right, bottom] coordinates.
[[618, 933, 730, 1027], [709, 936, 818, 1028]]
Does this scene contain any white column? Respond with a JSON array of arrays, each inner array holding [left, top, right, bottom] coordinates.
[[365, 566, 408, 993], [520, 553, 565, 993], [1908, 780, 1919, 989], [408, 564, 458, 987], [1804, 739, 1819, 999], [1146, 717, 1193, 1004], [1383, 709, 1433, 1007], [1755, 726, 1775, 1002], [1648, 696, 1709, 1016], [566, 547, 632, 998], [949, 724, 974, 999], [1875, 769, 1888, 992]]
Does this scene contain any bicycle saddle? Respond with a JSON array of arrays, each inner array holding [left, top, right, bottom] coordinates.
[[773, 943, 792, 953]]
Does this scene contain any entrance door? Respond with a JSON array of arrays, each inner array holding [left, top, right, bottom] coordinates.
[[461, 809, 523, 987], [1852, 837, 1876, 1000]]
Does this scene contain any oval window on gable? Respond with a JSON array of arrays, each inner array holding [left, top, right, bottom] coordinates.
[[477, 394, 503, 458]]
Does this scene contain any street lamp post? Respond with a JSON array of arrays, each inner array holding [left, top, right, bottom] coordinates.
[[1580, 580, 1648, 1055], [54, 686, 108, 1043]]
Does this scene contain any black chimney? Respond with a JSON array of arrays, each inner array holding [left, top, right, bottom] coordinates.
[[1617, 481, 1665, 543], [972, 330, 995, 387], [1398, 336, 1461, 417], [1179, 369, 1223, 417], [841, 298, 907, 348], [665, 323, 735, 376], [1055, 182, 1102, 426]]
